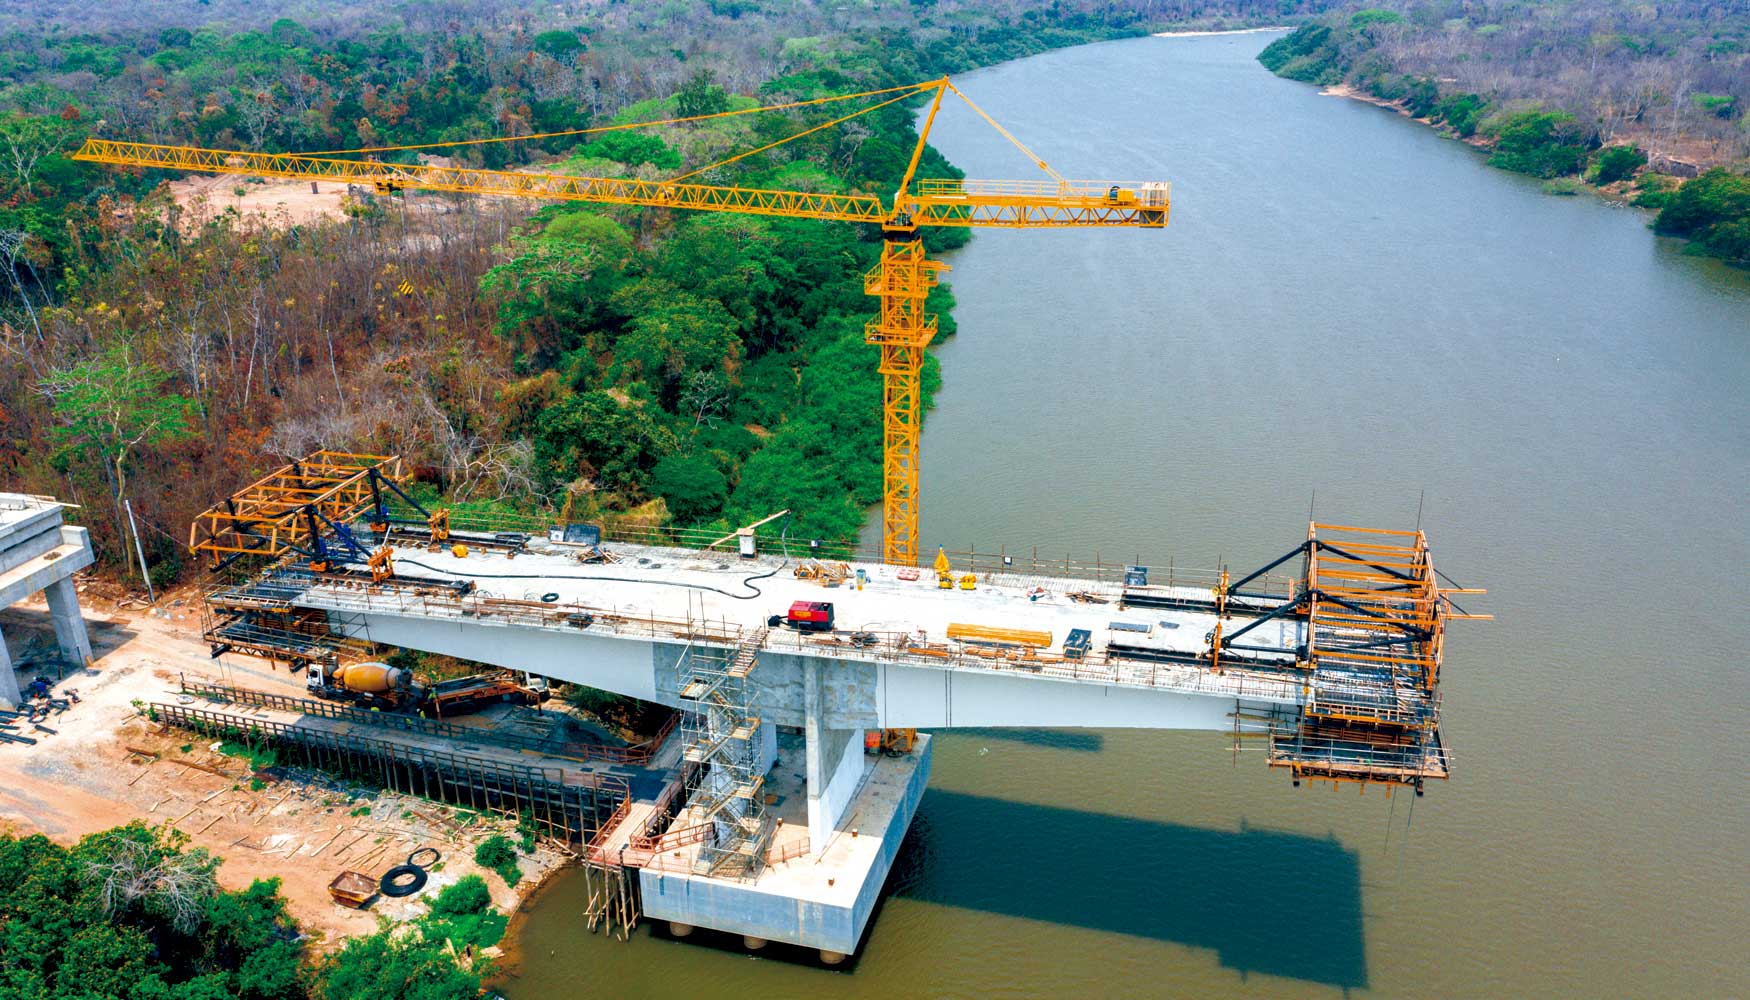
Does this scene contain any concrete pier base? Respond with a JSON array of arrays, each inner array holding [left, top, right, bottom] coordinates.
[[640, 735, 932, 958], [742, 935, 767, 951], [667, 922, 694, 938], [0, 496, 95, 701], [45, 577, 92, 666]]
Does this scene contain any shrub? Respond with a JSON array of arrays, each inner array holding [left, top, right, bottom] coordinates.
[[473, 835, 520, 886], [428, 875, 491, 918], [1591, 145, 1646, 185], [1630, 173, 1680, 210], [1435, 93, 1488, 137]]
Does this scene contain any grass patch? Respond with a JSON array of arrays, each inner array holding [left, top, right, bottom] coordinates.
[[217, 739, 278, 771]]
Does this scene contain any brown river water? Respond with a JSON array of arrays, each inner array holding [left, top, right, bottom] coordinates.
[[498, 32, 1750, 999]]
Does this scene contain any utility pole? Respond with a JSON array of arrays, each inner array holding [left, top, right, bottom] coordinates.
[[124, 497, 156, 604]]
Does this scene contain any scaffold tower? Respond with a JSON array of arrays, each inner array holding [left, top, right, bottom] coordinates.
[[679, 627, 773, 879]]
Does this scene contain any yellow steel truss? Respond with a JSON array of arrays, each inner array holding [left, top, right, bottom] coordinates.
[[188, 451, 404, 567], [76, 76, 1170, 566]]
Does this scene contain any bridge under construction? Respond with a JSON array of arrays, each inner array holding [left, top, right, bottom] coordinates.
[[171, 451, 1485, 960]]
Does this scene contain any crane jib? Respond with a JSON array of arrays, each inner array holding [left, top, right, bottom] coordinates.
[[70, 115, 1170, 567], [71, 139, 1169, 230]]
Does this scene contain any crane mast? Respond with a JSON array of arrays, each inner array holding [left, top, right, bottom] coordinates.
[[72, 76, 1169, 566]]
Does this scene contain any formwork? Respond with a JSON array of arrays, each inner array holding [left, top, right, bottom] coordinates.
[[146, 702, 627, 843], [177, 679, 677, 765]]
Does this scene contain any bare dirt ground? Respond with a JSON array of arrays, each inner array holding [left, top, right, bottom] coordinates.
[[167, 174, 352, 230], [0, 580, 564, 950]]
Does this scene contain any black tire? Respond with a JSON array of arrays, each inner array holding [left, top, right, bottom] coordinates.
[[380, 864, 428, 897], [541, 592, 560, 603], [406, 847, 441, 868]]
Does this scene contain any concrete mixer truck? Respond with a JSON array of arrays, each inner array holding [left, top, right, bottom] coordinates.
[[307, 661, 423, 711], [307, 660, 551, 717]]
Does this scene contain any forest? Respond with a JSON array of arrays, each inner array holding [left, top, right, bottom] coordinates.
[[1258, 2, 1750, 262], [0, 0, 1335, 588], [0, 822, 507, 999]]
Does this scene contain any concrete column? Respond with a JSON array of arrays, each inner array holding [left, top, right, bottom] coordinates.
[[757, 713, 778, 776], [804, 660, 825, 850], [44, 576, 91, 668], [0, 622, 20, 705]]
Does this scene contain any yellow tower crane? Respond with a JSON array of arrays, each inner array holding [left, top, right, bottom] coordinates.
[[73, 77, 1169, 566]]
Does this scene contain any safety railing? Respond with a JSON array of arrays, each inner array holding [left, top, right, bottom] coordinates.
[[914, 177, 1171, 202]]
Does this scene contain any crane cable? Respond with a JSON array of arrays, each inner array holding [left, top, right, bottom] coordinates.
[[668, 83, 932, 183], [945, 81, 1065, 184], [303, 80, 936, 156]]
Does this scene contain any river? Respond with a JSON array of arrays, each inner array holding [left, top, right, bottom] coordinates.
[[499, 32, 1750, 999]]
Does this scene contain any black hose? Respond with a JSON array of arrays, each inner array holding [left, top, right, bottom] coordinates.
[[393, 514, 794, 601]]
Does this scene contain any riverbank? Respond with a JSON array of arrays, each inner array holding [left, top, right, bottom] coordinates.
[[1153, 26, 1288, 38]]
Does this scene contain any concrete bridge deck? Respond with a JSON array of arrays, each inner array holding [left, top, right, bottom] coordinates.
[[268, 540, 1311, 714]]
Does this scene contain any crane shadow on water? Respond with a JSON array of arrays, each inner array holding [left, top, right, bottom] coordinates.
[[886, 789, 1367, 991]]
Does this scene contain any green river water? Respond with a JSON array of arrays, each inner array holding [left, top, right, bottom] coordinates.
[[499, 32, 1750, 999]]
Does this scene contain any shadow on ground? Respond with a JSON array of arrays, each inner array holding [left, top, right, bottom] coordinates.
[[888, 789, 1367, 990]]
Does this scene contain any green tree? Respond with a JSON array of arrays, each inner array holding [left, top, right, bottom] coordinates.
[[1655, 168, 1750, 263], [611, 286, 739, 400], [472, 835, 520, 886], [37, 345, 196, 574], [675, 69, 730, 118], [648, 452, 728, 523], [0, 824, 311, 1000], [481, 213, 635, 361], [532, 29, 583, 61], [532, 389, 675, 491], [0, 111, 82, 198], [1486, 110, 1589, 178]]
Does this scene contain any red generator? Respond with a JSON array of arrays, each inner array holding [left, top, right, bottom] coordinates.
[[786, 600, 835, 632]]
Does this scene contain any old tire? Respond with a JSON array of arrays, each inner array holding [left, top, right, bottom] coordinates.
[[406, 847, 441, 868], [380, 864, 428, 898]]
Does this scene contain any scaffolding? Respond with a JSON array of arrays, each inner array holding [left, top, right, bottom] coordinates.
[[679, 627, 774, 879], [1229, 522, 1487, 791], [146, 702, 628, 842]]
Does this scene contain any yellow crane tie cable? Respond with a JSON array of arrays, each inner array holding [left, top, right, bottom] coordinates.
[[945, 81, 1065, 184], [666, 84, 932, 184], [303, 81, 935, 156]]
